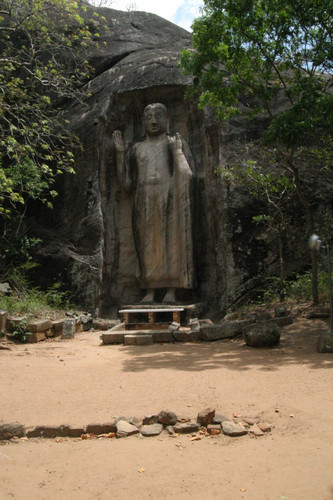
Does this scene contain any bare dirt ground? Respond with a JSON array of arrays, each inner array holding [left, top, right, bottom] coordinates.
[[1, 315, 333, 500]]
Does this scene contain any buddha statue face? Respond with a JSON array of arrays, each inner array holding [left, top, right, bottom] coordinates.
[[143, 103, 168, 136]]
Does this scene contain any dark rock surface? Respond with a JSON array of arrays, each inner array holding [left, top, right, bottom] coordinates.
[[243, 322, 281, 347], [32, 4, 333, 315]]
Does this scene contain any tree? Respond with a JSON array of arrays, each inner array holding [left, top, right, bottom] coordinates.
[[0, 0, 106, 270], [180, 0, 333, 304], [222, 157, 294, 298]]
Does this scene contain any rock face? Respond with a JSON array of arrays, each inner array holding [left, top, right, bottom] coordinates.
[[34, 5, 333, 314]]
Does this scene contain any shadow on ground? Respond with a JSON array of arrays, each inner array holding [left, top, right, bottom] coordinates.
[[120, 318, 333, 373]]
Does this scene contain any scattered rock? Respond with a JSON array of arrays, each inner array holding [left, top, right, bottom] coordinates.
[[42, 426, 59, 438], [212, 414, 230, 425], [274, 305, 290, 318], [197, 408, 215, 426], [68, 427, 86, 438], [173, 422, 200, 434], [128, 416, 141, 427], [222, 421, 248, 437], [0, 283, 11, 295], [158, 410, 177, 425], [142, 415, 159, 425], [207, 424, 221, 434], [58, 425, 70, 437], [141, 423, 163, 437], [116, 420, 140, 438], [258, 422, 272, 433], [242, 416, 261, 426], [168, 322, 180, 332], [166, 425, 176, 435], [248, 423, 264, 436], [0, 423, 26, 440], [243, 322, 281, 347], [79, 313, 93, 331], [86, 423, 117, 434]]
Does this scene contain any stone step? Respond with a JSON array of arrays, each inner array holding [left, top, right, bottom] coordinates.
[[124, 334, 154, 346]]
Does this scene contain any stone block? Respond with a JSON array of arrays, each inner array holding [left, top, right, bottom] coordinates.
[[6, 317, 26, 332], [27, 319, 52, 333], [101, 332, 125, 344], [58, 425, 70, 437], [0, 310, 8, 333], [173, 422, 200, 433], [168, 322, 180, 332], [42, 426, 59, 438], [173, 330, 197, 342], [142, 415, 159, 425], [116, 420, 139, 438], [158, 410, 177, 425], [0, 423, 26, 440], [62, 319, 76, 339], [317, 333, 333, 353], [52, 320, 64, 336], [141, 423, 163, 436], [152, 330, 174, 342], [124, 334, 153, 346], [26, 332, 47, 343], [199, 322, 246, 341], [27, 426, 45, 438], [222, 421, 247, 437], [68, 427, 86, 438], [212, 414, 230, 425], [86, 422, 117, 435], [197, 408, 215, 426]]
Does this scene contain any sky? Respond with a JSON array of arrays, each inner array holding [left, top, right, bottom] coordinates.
[[108, 0, 204, 31]]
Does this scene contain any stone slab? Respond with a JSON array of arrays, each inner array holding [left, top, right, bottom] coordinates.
[[141, 423, 163, 436], [0, 310, 8, 333], [116, 420, 139, 438], [124, 334, 153, 346], [101, 332, 125, 344], [26, 332, 47, 343], [152, 330, 174, 342], [173, 422, 200, 433], [27, 319, 52, 333], [62, 319, 76, 339]]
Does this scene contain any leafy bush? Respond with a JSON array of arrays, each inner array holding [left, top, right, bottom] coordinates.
[[11, 320, 30, 343]]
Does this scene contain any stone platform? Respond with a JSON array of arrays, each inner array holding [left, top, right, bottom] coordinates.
[[101, 304, 203, 345]]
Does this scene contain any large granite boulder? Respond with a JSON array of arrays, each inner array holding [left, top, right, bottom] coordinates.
[[33, 5, 333, 315]]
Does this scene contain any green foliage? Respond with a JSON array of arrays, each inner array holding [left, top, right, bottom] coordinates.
[[180, 0, 333, 147], [11, 319, 30, 343], [0, 0, 107, 217], [0, 283, 73, 315], [180, 0, 333, 304], [254, 269, 332, 304]]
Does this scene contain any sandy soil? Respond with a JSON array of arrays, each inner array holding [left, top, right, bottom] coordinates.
[[1, 316, 333, 500]]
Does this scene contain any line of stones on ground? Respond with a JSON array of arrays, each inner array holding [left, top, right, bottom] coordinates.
[[0, 408, 272, 442]]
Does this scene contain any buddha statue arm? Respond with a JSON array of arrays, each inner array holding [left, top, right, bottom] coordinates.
[[168, 133, 193, 179], [112, 130, 133, 191]]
